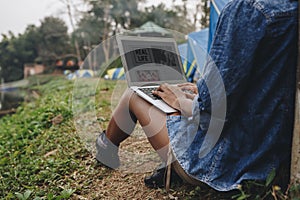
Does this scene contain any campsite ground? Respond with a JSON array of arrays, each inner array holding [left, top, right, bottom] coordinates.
[[0, 75, 299, 199]]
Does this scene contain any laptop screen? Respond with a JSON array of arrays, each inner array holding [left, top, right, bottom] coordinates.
[[117, 36, 187, 86]]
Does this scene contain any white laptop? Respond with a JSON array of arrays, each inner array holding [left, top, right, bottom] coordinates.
[[116, 35, 188, 113]]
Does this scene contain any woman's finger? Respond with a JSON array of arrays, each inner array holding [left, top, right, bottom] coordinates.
[[178, 83, 198, 94], [177, 83, 195, 87]]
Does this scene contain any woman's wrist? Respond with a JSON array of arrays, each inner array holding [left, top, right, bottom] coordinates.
[[176, 98, 193, 117]]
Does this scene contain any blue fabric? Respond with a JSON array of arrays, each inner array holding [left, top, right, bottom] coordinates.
[[167, 0, 298, 191], [208, 3, 220, 51], [178, 43, 187, 61], [181, 29, 209, 82], [178, 43, 188, 72], [178, 43, 195, 81], [185, 39, 195, 82], [188, 29, 209, 76], [208, 0, 230, 51], [112, 67, 125, 80], [214, 0, 228, 10]]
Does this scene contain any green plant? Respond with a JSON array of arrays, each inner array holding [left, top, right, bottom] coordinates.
[[231, 185, 251, 200], [1, 75, 300, 199], [15, 190, 32, 200]]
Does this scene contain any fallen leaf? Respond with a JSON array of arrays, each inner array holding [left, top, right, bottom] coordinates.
[[52, 114, 64, 125], [44, 149, 58, 157]]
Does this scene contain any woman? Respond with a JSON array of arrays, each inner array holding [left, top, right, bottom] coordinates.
[[96, 0, 298, 192]]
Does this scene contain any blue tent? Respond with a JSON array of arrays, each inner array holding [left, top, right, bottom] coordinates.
[[179, 0, 229, 82], [187, 28, 209, 81], [106, 67, 125, 80], [208, 0, 230, 51], [178, 43, 188, 63], [179, 29, 209, 82], [66, 70, 94, 80], [178, 43, 189, 77]]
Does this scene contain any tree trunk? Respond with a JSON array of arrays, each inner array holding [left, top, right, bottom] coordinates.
[[102, 7, 111, 63], [65, 0, 82, 62], [290, 3, 300, 184]]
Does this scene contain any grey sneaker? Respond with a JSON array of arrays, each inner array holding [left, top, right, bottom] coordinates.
[[95, 131, 120, 169]]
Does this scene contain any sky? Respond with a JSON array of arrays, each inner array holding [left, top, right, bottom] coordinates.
[[0, 0, 69, 37], [0, 0, 195, 39]]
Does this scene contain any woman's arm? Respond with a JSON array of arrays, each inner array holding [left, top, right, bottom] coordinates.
[[152, 83, 195, 117]]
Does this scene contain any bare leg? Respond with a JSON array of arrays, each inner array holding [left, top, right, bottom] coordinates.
[[106, 89, 170, 161], [106, 89, 137, 145]]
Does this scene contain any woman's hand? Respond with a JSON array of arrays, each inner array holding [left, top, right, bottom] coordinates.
[[152, 83, 193, 116], [152, 83, 185, 110], [177, 83, 198, 99]]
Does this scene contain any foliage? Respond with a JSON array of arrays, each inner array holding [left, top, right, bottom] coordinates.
[[15, 190, 32, 200], [199, 0, 210, 28], [74, 0, 195, 64], [0, 75, 119, 199], [0, 17, 70, 83], [0, 76, 75, 199], [140, 3, 194, 34], [0, 26, 39, 82], [74, 0, 145, 63], [0, 75, 300, 199], [0, 1, 205, 82], [38, 17, 71, 65]]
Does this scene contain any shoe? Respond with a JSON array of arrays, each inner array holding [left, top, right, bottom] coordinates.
[[95, 131, 120, 169], [144, 163, 183, 189]]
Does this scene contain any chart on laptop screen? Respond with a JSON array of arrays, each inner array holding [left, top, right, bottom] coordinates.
[[132, 47, 179, 82], [121, 39, 184, 83]]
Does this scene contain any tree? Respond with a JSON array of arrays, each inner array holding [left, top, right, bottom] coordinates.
[[59, 0, 82, 62], [0, 27, 40, 82], [74, 14, 103, 56], [75, 0, 145, 64], [140, 3, 194, 34], [199, 0, 210, 28], [0, 33, 21, 82], [0, 17, 72, 82], [76, 0, 196, 66], [38, 16, 71, 65], [19, 25, 40, 63]]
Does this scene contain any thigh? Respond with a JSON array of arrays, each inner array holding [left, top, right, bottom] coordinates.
[[129, 93, 167, 137], [129, 92, 171, 160]]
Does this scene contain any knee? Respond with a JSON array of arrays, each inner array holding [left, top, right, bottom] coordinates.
[[118, 89, 135, 105], [119, 89, 152, 112], [117, 89, 145, 110], [129, 92, 150, 110]]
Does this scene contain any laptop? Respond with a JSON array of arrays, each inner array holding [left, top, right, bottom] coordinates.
[[116, 35, 188, 113]]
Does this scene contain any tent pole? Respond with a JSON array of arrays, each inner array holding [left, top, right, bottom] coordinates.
[[290, 2, 300, 184], [211, 0, 221, 15]]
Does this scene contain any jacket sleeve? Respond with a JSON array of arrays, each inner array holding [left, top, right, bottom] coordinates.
[[195, 0, 269, 122]]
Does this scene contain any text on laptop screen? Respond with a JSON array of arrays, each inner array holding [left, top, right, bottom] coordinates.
[[121, 39, 185, 84]]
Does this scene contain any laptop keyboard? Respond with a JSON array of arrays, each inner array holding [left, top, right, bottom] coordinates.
[[139, 87, 162, 100]]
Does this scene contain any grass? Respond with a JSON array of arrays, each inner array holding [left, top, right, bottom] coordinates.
[[0, 75, 299, 199]]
